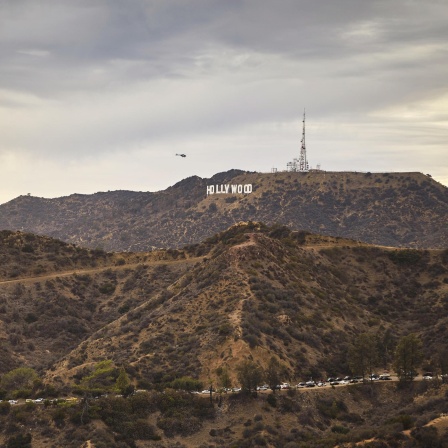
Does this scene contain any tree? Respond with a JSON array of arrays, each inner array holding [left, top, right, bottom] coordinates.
[[217, 367, 232, 391], [437, 346, 448, 381], [115, 366, 133, 396], [79, 360, 117, 396], [0, 368, 40, 398], [76, 360, 118, 424], [265, 357, 282, 393], [348, 333, 379, 382], [170, 376, 203, 392], [377, 328, 396, 369], [236, 360, 264, 394], [393, 333, 423, 383]]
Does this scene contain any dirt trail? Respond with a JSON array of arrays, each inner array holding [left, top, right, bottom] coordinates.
[[227, 233, 257, 336], [0, 256, 203, 287]]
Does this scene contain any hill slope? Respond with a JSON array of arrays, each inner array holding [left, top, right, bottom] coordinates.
[[1, 225, 447, 387], [0, 170, 446, 251], [38, 223, 448, 389], [0, 231, 198, 375], [1, 227, 448, 448]]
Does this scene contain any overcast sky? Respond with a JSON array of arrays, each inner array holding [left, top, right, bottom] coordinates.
[[0, 0, 447, 204]]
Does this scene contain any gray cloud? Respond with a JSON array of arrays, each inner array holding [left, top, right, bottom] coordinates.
[[0, 0, 447, 203]]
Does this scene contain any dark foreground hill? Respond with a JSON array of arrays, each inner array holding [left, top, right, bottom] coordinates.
[[0, 170, 446, 251]]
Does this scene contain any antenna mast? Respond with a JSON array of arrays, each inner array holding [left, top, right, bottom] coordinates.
[[286, 109, 311, 172], [299, 109, 309, 171]]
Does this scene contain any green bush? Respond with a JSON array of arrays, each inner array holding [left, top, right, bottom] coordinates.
[[170, 376, 203, 392]]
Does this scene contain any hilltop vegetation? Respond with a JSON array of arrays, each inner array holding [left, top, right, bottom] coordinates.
[[0, 170, 446, 251]]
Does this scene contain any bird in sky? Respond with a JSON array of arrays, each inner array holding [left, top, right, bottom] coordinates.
[[175, 153, 187, 158]]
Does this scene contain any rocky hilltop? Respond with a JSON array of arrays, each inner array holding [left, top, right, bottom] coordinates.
[[0, 170, 447, 251]]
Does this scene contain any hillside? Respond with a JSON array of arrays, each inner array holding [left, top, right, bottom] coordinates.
[[0, 231, 199, 375], [1, 226, 448, 447], [0, 170, 446, 251], [1, 225, 447, 385], [24, 222, 443, 389]]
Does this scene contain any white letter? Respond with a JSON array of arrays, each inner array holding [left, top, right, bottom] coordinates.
[[231, 185, 237, 193], [224, 185, 230, 193], [244, 184, 252, 194], [237, 185, 243, 193], [207, 186, 215, 195]]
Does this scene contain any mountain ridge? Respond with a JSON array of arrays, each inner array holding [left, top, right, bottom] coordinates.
[[0, 170, 446, 252]]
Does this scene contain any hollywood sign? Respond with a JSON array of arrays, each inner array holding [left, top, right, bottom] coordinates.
[[206, 184, 253, 195]]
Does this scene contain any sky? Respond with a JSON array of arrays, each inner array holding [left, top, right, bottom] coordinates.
[[0, 0, 447, 204]]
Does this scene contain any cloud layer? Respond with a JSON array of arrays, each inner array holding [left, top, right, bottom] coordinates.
[[0, 0, 447, 203]]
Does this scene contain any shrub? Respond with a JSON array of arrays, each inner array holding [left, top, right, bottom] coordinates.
[[266, 394, 277, 407], [170, 377, 203, 392], [51, 407, 67, 428], [388, 249, 422, 265], [331, 425, 350, 434], [0, 401, 11, 415], [388, 414, 414, 430], [244, 334, 258, 348], [21, 244, 34, 253], [24, 313, 38, 324], [317, 398, 347, 419], [129, 419, 160, 440], [410, 426, 440, 447], [6, 433, 32, 448], [98, 282, 116, 294], [339, 412, 364, 423], [253, 434, 267, 445], [157, 416, 201, 437]]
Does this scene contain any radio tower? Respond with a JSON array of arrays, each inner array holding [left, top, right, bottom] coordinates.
[[299, 109, 309, 171], [286, 109, 310, 172]]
